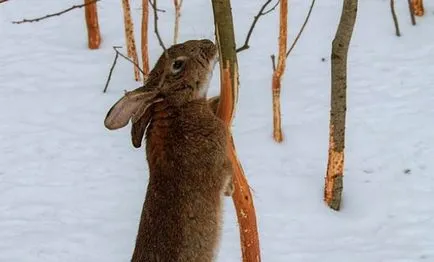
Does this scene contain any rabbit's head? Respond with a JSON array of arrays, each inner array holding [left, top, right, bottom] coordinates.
[[104, 39, 218, 147]]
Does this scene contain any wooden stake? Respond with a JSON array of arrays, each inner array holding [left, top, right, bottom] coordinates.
[[122, 0, 141, 81], [84, 0, 101, 49], [211, 0, 261, 261], [141, 0, 150, 78], [271, 0, 287, 143], [324, 0, 358, 211]]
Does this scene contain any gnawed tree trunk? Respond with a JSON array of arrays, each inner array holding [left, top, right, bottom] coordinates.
[[84, 0, 101, 49], [271, 0, 287, 142], [411, 0, 424, 16], [211, 1, 261, 261], [141, 0, 150, 79], [122, 0, 141, 81], [324, 0, 358, 211]]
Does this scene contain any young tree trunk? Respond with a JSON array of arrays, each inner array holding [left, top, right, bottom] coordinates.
[[324, 0, 358, 211], [411, 0, 424, 16], [173, 0, 183, 44], [390, 0, 401, 37], [271, 0, 287, 142], [84, 0, 101, 49], [211, 0, 261, 261], [122, 0, 141, 81], [141, 0, 150, 79]]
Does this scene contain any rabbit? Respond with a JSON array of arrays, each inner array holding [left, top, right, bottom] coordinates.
[[104, 39, 234, 262]]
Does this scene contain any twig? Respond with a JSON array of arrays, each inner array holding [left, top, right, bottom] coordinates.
[[149, 0, 167, 53], [114, 46, 146, 76], [0, 0, 9, 4], [148, 0, 166, 12], [270, 54, 276, 71], [12, 0, 100, 24], [236, 0, 279, 53], [286, 0, 316, 57], [103, 46, 147, 93], [103, 49, 120, 93], [407, 0, 416, 25], [390, 0, 401, 37]]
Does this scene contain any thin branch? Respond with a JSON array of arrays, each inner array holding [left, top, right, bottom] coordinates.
[[236, 0, 279, 53], [0, 0, 9, 4], [270, 54, 276, 71], [148, 0, 166, 12], [149, 0, 167, 54], [407, 0, 416, 25], [390, 0, 401, 37], [12, 0, 100, 24], [286, 0, 316, 57], [114, 46, 145, 76], [103, 49, 120, 93]]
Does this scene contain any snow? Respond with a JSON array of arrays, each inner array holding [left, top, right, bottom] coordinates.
[[1, 0, 434, 261]]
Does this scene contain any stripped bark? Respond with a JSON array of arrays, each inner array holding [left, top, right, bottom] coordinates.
[[271, 0, 287, 142], [122, 0, 141, 81], [173, 0, 183, 44], [141, 0, 150, 78], [324, 0, 358, 211], [211, 0, 261, 261], [84, 0, 101, 49], [411, 0, 424, 16]]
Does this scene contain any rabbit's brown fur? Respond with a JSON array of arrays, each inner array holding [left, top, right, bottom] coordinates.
[[104, 39, 233, 262]]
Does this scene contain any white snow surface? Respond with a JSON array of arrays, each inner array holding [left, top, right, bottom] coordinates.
[[1, 0, 434, 261]]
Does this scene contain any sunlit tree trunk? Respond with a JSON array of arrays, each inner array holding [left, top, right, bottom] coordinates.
[[211, 0, 261, 261], [324, 0, 358, 211]]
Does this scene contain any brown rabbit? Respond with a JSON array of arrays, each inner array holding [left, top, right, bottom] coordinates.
[[104, 39, 233, 262]]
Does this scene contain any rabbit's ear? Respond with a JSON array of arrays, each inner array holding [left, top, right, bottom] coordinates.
[[104, 89, 158, 130], [131, 106, 152, 148]]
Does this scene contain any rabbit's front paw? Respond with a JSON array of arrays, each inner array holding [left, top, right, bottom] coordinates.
[[224, 178, 234, 197]]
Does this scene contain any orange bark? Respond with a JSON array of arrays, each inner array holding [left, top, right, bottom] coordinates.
[[141, 0, 150, 78], [272, 0, 287, 142], [411, 0, 424, 16], [84, 0, 101, 49]]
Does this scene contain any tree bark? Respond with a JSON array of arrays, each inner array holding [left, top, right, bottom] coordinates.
[[211, 0, 261, 261], [271, 0, 287, 142], [84, 0, 101, 49], [122, 0, 141, 81], [324, 0, 358, 211], [141, 0, 150, 79]]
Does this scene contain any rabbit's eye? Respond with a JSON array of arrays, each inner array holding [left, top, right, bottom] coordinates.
[[171, 59, 185, 73]]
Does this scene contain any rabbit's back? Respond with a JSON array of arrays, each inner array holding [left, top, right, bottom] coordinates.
[[131, 99, 228, 262]]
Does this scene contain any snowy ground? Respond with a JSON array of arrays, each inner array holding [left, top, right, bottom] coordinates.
[[1, 0, 434, 261]]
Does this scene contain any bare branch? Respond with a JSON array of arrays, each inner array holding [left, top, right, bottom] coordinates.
[[0, 0, 9, 4], [103, 46, 147, 93], [149, 0, 167, 54], [103, 49, 120, 93], [407, 0, 416, 25], [114, 46, 146, 76], [148, 0, 166, 12], [390, 0, 401, 37], [286, 0, 316, 57], [236, 0, 279, 53], [12, 0, 100, 24]]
